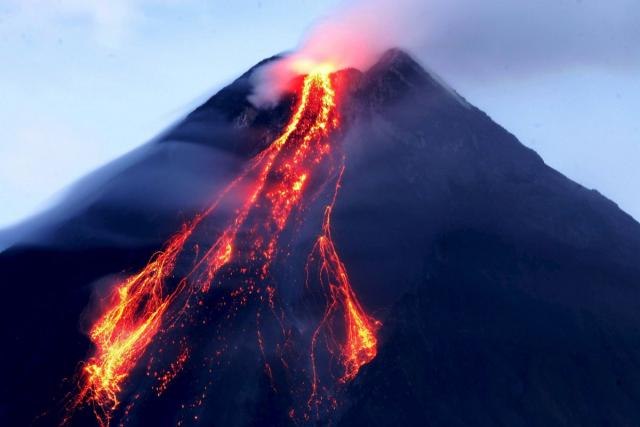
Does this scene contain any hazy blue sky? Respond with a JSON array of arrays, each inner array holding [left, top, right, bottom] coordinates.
[[0, 0, 638, 227]]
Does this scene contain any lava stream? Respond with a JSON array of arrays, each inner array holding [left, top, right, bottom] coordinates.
[[68, 66, 379, 427], [307, 166, 381, 412]]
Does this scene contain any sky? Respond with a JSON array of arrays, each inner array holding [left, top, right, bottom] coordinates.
[[0, 0, 638, 228]]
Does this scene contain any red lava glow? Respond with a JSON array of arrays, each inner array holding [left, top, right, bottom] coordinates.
[[306, 166, 381, 412], [67, 63, 379, 426], [315, 180, 380, 383]]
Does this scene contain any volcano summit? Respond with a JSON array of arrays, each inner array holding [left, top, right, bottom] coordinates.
[[1, 49, 640, 427]]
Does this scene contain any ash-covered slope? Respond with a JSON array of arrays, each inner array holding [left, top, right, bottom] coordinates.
[[1, 49, 640, 427]]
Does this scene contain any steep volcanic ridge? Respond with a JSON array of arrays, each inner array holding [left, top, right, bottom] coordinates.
[[65, 69, 380, 426]]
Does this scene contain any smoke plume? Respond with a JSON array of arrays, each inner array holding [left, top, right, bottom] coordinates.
[[250, 0, 640, 105]]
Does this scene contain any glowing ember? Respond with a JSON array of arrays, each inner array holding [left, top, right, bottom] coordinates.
[[67, 64, 378, 426]]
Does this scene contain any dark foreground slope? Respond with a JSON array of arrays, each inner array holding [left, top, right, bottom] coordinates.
[[1, 49, 640, 426]]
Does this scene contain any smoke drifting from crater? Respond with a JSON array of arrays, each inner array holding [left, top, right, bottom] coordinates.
[[250, 0, 640, 105], [250, 0, 412, 105]]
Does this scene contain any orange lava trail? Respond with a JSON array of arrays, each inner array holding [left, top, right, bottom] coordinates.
[[67, 148, 275, 427], [72, 226, 188, 427], [307, 165, 381, 411], [188, 70, 336, 291], [70, 66, 379, 427]]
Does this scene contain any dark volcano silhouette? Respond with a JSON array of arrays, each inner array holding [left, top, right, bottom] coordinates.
[[1, 49, 640, 427]]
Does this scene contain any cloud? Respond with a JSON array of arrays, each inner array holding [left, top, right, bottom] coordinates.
[[418, 0, 640, 80], [3, 0, 139, 47], [250, 0, 640, 103]]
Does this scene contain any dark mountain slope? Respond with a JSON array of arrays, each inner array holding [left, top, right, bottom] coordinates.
[[331, 49, 640, 426], [1, 49, 639, 426]]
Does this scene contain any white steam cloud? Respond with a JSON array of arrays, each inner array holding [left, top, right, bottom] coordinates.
[[250, 0, 640, 105]]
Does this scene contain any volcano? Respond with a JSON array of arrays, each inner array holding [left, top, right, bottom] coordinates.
[[2, 49, 640, 427]]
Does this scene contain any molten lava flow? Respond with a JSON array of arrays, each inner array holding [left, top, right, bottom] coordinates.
[[70, 64, 378, 427], [316, 196, 380, 382], [72, 225, 191, 427], [191, 69, 337, 291], [306, 166, 381, 412], [69, 171, 250, 426]]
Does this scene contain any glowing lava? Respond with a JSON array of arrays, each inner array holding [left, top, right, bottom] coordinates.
[[68, 64, 379, 426], [71, 224, 193, 427], [306, 166, 381, 413], [315, 186, 380, 383]]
